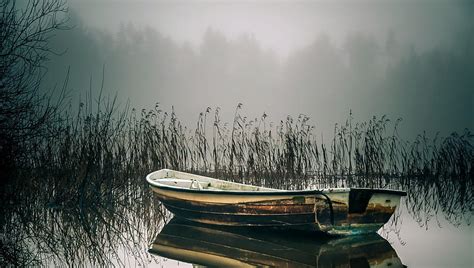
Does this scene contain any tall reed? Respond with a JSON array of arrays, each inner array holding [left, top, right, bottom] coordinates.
[[1, 100, 472, 266]]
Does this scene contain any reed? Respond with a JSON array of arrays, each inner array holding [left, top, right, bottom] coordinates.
[[15, 100, 473, 209], [1, 100, 472, 266]]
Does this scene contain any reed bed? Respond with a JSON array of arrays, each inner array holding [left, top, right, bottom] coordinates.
[[28, 100, 474, 225], [87, 103, 471, 185], [14, 100, 474, 215], [1, 100, 472, 266]]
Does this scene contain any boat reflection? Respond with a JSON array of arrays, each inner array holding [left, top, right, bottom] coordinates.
[[149, 218, 405, 267]]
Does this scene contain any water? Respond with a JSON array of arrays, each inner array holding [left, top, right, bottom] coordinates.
[[1, 175, 472, 267], [381, 202, 472, 268]]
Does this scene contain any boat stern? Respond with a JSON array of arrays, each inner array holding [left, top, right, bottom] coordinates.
[[316, 188, 406, 235]]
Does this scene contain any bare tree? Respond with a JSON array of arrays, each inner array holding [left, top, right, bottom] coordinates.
[[0, 0, 68, 170]]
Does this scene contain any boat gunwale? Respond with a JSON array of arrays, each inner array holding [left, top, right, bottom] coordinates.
[[146, 169, 407, 197]]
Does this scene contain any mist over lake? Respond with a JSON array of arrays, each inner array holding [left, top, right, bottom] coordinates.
[[1, 0, 473, 267], [42, 0, 474, 138]]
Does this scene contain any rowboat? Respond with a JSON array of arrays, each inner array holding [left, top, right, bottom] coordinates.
[[146, 169, 406, 235], [149, 218, 404, 267]]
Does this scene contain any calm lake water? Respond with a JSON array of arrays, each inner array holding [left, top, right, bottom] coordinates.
[[2, 175, 472, 267], [147, 201, 473, 268], [147, 196, 473, 268]]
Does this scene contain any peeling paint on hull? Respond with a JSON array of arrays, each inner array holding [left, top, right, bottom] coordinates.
[[147, 169, 406, 235]]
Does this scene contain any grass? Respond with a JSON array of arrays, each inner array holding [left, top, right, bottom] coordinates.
[[16, 99, 474, 213], [1, 99, 472, 266]]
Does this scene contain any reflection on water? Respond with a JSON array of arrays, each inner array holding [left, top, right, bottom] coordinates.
[[150, 218, 404, 267], [0, 173, 472, 267], [0, 173, 168, 266]]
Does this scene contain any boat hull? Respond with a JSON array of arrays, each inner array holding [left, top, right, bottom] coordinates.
[[147, 169, 406, 235]]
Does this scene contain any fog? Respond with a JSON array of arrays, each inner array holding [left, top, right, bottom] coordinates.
[[43, 0, 473, 137]]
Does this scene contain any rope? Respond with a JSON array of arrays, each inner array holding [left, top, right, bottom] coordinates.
[[315, 191, 334, 226]]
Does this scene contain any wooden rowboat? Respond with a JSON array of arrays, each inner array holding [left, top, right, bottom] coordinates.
[[149, 218, 404, 267], [146, 169, 406, 235]]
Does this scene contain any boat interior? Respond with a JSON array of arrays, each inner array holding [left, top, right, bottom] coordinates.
[[147, 169, 280, 192]]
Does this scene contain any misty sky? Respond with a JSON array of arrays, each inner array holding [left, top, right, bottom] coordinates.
[[43, 0, 473, 137]]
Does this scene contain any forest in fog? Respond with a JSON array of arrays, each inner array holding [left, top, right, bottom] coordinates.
[[40, 2, 473, 138]]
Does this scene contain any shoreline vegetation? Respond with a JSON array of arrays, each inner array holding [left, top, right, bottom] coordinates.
[[5, 95, 473, 210], [1, 97, 472, 266], [29, 98, 473, 184]]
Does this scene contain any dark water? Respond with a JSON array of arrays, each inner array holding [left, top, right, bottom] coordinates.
[[1, 175, 472, 267]]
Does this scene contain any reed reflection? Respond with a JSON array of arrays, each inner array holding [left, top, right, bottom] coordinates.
[[1, 172, 169, 266], [1, 169, 470, 266]]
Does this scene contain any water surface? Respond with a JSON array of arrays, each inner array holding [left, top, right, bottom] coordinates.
[[1, 173, 471, 267]]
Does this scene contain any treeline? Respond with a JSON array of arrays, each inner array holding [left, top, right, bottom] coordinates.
[[42, 11, 473, 136]]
